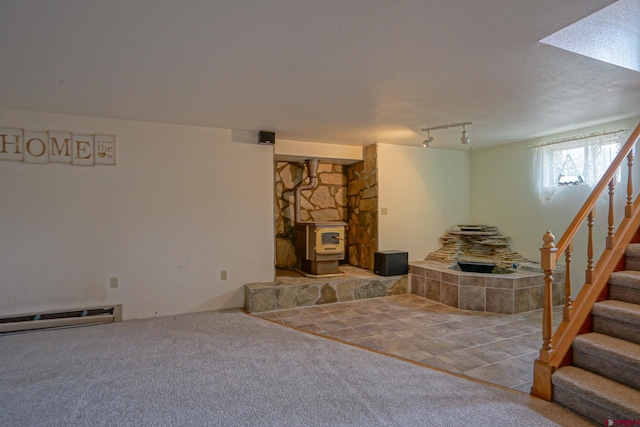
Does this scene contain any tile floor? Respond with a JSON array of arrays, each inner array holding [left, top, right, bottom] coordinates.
[[253, 293, 563, 393]]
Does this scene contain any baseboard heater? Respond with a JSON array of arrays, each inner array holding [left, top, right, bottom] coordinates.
[[0, 305, 122, 333]]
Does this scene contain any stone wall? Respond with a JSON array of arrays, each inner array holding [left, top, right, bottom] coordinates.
[[346, 144, 378, 270], [274, 162, 347, 268]]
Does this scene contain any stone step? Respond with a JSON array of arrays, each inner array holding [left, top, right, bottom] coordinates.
[[244, 272, 408, 313], [593, 300, 640, 345], [573, 332, 640, 389], [625, 243, 640, 270], [608, 270, 640, 305], [553, 366, 640, 423]]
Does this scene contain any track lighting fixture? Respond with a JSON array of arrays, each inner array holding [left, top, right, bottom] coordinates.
[[422, 131, 434, 148], [421, 121, 473, 146], [460, 125, 470, 144]]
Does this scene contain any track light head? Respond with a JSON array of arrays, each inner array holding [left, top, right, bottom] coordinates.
[[422, 132, 434, 147], [460, 126, 470, 144]]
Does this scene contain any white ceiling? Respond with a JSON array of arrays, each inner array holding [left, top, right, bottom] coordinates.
[[1, 0, 639, 149]]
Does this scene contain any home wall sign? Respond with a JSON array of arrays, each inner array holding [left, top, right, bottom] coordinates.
[[0, 127, 116, 166]]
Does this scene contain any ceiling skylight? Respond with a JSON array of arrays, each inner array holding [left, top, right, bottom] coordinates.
[[540, 0, 640, 73]]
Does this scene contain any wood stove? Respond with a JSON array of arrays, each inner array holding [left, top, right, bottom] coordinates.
[[295, 221, 346, 277]]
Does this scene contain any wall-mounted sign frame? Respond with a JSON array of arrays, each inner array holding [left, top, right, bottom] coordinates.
[[0, 128, 116, 166]]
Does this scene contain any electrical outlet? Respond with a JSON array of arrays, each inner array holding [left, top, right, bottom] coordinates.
[[110, 277, 119, 288], [221, 270, 228, 280], [381, 207, 388, 215]]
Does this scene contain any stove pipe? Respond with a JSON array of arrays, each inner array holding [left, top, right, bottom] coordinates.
[[294, 159, 319, 223]]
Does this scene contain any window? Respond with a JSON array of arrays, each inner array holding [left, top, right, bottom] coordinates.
[[533, 131, 625, 203]]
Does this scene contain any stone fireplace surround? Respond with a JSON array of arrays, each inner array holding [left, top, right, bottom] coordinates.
[[274, 144, 378, 272], [251, 145, 382, 313]]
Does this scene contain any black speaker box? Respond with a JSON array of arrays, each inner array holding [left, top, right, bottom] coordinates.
[[374, 250, 408, 276], [258, 131, 275, 145]]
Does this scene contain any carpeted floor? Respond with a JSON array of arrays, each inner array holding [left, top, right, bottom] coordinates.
[[0, 309, 594, 426]]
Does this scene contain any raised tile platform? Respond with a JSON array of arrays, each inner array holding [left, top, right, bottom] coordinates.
[[244, 265, 407, 313], [409, 261, 564, 314]]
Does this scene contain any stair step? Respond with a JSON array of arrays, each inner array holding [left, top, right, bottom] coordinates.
[[573, 332, 640, 389], [593, 300, 640, 345], [608, 271, 640, 304], [609, 270, 640, 289], [625, 243, 640, 270], [626, 243, 640, 257], [553, 366, 640, 423]]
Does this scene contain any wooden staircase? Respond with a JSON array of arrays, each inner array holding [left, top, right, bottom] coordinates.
[[531, 122, 640, 424], [552, 244, 640, 422]]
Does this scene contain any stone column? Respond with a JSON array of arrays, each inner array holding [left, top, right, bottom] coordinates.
[[346, 144, 378, 270]]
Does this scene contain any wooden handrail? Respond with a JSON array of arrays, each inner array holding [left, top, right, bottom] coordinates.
[[532, 122, 640, 401]]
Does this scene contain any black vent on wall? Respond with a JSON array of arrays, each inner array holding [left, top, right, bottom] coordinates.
[[258, 131, 275, 145]]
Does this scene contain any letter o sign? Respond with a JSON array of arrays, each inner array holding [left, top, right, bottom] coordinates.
[[26, 138, 47, 157]]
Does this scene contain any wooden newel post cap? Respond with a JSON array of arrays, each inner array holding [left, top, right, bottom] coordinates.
[[540, 231, 557, 270]]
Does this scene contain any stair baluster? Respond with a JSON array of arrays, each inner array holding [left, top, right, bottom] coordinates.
[[563, 242, 573, 322], [607, 178, 615, 249], [626, 150, 634, 218], [586, 208, 595, 284]]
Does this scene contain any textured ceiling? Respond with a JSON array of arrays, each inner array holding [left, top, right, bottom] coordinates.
[[1, 0, 639, 149]]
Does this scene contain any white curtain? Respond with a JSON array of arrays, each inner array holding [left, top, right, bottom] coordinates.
[[533, 132, 624, 203]]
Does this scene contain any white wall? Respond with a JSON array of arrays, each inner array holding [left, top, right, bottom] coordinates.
[[0, 110, 274, 320], [377, 144, 471, 262], [470, 116, 640, 293]]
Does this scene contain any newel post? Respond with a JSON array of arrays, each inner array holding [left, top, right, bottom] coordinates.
[[539, 231, 557, 361], [532, 230, 557, 401]]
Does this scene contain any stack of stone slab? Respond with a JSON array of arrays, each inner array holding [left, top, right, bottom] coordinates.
[[425, 224, 530, 268]]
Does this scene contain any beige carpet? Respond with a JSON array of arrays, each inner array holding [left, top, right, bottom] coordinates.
[[0, 309, 594, 426]]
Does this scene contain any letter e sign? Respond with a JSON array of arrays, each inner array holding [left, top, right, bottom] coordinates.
[[72, 134, 94, 166]]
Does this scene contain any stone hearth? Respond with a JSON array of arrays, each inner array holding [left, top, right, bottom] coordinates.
[[245, 265, 406, 313]]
